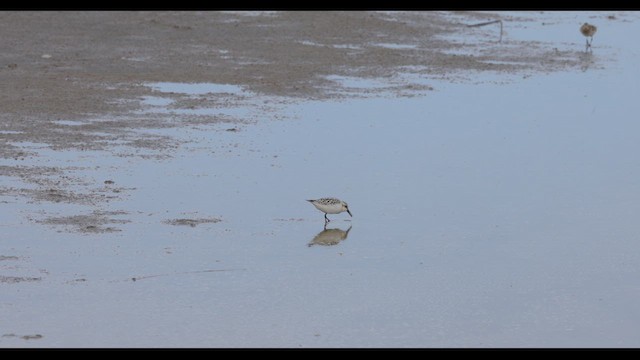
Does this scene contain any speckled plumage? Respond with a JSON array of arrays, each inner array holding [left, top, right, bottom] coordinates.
[[307, 197, 352, 223], [580, 23, 597, 51]]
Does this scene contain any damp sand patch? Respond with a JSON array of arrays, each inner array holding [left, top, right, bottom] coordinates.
[[2, 333, 43, 340], [163, 217, 222, 227], [0, 256, 20, 261], [39, 210, 130, 233], [0, 276, 41, 284]]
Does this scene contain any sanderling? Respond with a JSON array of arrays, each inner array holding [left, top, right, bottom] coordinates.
[[306, 197, 352, 223], [580, 23, 597, 52]]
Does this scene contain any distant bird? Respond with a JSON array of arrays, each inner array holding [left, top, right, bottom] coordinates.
[[580, 23, 597, 52], [306, 198, 352, 223]]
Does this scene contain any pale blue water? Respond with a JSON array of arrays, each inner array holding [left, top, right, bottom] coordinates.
[[2, 11, 640, 347]]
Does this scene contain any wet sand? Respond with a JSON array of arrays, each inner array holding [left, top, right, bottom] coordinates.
[[0, 12, 586, 230], [3, 11, 632, 347]]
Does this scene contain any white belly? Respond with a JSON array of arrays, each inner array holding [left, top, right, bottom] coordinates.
[[313, 202, 344, 214]]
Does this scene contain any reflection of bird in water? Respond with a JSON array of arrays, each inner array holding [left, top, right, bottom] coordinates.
[[308, 225, 352, 247], [306, 198, 352, 224], [579, 51, 595, 72], [580, 23, 597, 52]]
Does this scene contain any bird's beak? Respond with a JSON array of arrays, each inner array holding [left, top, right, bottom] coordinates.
[[347, 209, 352, 217]]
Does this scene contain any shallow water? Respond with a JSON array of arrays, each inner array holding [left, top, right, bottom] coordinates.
[[2, 11, 640, 347]]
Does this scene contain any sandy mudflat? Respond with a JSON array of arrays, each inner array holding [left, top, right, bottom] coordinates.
[[4, 11, 639, 348], [0, 11, 583, 229]]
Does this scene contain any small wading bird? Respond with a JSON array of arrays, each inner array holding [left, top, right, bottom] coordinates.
[[580, 23, 597, 52], [307, 198, 352, 224]]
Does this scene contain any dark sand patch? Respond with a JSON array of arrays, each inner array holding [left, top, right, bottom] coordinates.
[[39, 210, 130, 233], [2, 333, 43, 340], [163, 218, 222, 227], [0, 276, 42, 284], [0, 256, 19, 261]]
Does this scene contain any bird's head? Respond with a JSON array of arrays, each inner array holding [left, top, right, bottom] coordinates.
[[342, 201, 352, 217]]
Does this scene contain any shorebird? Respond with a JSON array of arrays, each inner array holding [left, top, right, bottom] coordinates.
[[306, 198, 352, 223], [580, 23, 597, 52]]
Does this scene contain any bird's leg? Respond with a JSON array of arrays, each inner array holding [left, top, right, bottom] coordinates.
[[324, 213, 330, 223], [585, 37, 594, 52]]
